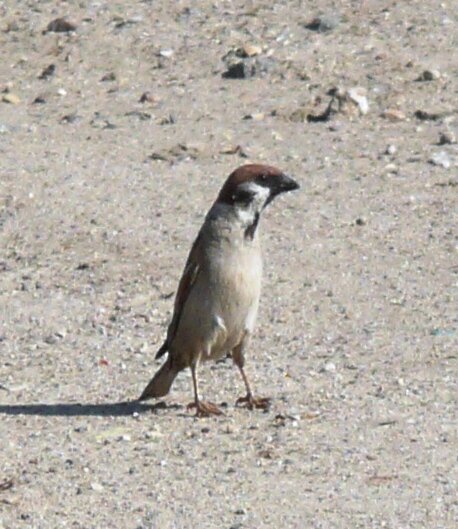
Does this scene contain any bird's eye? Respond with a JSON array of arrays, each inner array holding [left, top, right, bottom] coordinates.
[[261, 174, 267, 181]]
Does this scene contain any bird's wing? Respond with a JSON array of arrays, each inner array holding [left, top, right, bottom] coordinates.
[[155, 233, 202, 358]]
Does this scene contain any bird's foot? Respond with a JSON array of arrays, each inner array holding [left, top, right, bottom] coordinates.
[[236, 394, 271, 411], [187, 400, 223, 417]]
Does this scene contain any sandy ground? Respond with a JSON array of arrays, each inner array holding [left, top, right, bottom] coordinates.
[[0, 1, 457, 528]]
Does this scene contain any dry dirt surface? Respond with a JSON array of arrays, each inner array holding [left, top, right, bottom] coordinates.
[[0, 1, 457, 528]]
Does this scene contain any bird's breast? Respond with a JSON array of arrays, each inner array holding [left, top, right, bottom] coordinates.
[[204, 241, 262, 340], [170, 228, 263, 360]]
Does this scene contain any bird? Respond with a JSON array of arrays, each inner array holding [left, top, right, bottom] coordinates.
[[139, 164, 299, 416]]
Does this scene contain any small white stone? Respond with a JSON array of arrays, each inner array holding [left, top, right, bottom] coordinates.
[[386, 144, 397, 155], [430, 151, 451, 169], [324, 362, 336, 372], [159, 49, 174, 58], [385, 163, 398, 173], [347, 87, 369, 115]]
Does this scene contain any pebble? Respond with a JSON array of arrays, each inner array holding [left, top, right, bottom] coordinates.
[[382, 109, 406, 121], [236, 44, 262, 58], [45, 18, 77, 33], [324, 361, 336, 372], [159, 114, 176, 125], [159, 49, 174, 58], [220, 145, 249, 158], [90, 482, 104, 492], [385, 144, 397, 155], [100, 72, 116, 82], [222, 56, 275, 80], [139, 92, 161, 104], [222, 61, 255, 79], [61, 113, 80, 124], [243, 112, 265, 121], [38, 64, 55, 80], [415, 109, 441, 121], [304, 14, 340, 33], [2, 93, 20, 104], [346, 87, 369, 115], [438, 130, 456, 145], [429, 151, 451, 169], [416, 69, 441, 81], [385, 163, 398, 173]]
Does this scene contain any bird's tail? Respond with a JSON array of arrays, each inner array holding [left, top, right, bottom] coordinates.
[[139, 356, 179, 401]]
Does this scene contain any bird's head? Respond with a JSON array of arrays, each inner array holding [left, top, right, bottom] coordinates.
[[217, 164, 299, 211], [213, 164, 299, 239]]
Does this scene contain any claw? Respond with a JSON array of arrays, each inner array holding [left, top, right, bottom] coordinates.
[[236, 394, 271, 411], [187, 400, 223, 417]]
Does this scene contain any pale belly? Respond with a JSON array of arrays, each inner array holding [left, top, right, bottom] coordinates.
[[172, 242, 262, 362]]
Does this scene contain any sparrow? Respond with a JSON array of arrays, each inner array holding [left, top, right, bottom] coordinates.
[[139, 164, 299, 416]]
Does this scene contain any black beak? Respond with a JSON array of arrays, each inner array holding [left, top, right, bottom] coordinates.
[[264, 173, 299, 208], [278, 173, 300, 193]]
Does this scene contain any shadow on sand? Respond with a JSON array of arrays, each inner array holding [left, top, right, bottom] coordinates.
[[0, 400, 173, 417]]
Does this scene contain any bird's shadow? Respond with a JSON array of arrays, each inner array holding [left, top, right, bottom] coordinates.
[[0, 400, 176, 417]]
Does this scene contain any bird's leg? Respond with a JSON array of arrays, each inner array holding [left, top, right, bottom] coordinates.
[[233, 340, 271, 411], [187, 361, 223, 417], [235, 364, 271, 410]]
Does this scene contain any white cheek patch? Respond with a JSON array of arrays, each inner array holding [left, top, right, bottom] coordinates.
[[235, 182, 270, 226], [244, 182, 270, 206]]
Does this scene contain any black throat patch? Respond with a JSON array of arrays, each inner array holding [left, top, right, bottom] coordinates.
[[244, 212, 260, 240]]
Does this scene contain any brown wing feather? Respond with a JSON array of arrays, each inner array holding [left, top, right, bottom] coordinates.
[[155, 233, 202, 358]]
